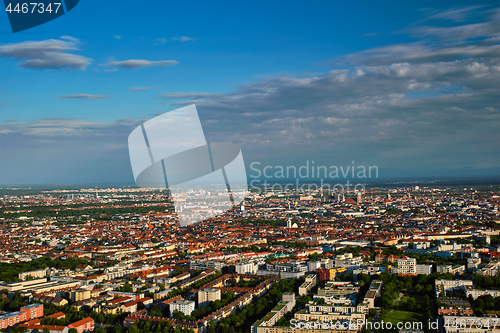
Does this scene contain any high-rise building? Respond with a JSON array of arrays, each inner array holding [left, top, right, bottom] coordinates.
[[308, 261, 321, 272], [20, 304, 43, 320], [198, 288, 221, 307], [169, 299, 195, 317]]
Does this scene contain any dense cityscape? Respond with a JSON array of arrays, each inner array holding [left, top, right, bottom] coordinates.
[[0, 183, 498, 333], [1, 0, 498, 333]]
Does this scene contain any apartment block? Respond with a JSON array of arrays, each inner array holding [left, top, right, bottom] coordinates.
[[198, 288, 221, 307], [170, 299, 195, 317]]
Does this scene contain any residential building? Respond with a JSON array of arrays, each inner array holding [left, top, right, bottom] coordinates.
[[298, 274, 317, 296], [198, 288, 221, 307], [170, 299, 195, 317], [397, 257, 416, 275]]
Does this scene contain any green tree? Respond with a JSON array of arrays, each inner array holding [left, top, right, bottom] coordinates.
[[207, 321, 216, 333]]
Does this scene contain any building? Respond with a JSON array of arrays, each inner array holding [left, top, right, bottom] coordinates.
[[32, 295, 68, 306], [198, 288, 221, 307], [0, 303, 43, 330], [478, 261, 500, 276], [334, 254, 363, 272], [18, 268, 49, 281], [0, 312, 26, 330], [317, 268, 331, 281], [435, 279, 473, 297], [0, 278, 80, 294], [467, 258, 481, 271], [235, 262, 258, 275], [437, 299, 473, 316], [21, 303, 44, 320], [139, 297, 153, 308], [477, 235, 491, 245], [315, 281, 360, 300], [257, 262, 307, 279], [108, 291, 144, 301], [254, 293, 296, 327], [316, 267, 345, 281], [463, 285, 500, 299], [282, 292, 296, 311], [71, 289, 91, 302], [20, 323, 68, 333], [437, 265, 466, 275], [170, 299, 195, 318], [121, 300, 139, 313], [67, 317, 95, 333], [251, 324, 353, 333], [308, 261, 321, 272], [397, 257, 416, 275], [107, 296, 134, 307], [298, 275, 317, 296], [416, 264, 432, 275], [363, 280, 383, 308]]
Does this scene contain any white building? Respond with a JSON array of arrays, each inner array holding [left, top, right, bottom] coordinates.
[[478, 261, 500, 276], [298, 275, 317, 296], [308, 261, 321, 272], [397, 257, 416, 275], [198, 288, 221, 307], [235, 262, 258, 275], [435, 279, 473, 297], [437, 265, 465, 275], [463, 285, 500, 299], [467, 258, 481, 271], [170, 299, 195, 317], [416, 264, 432, 275]]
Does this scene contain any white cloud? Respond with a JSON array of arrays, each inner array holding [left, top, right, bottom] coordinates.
[[154, 38, 168, 45], [163, 36, 499, 170], [128, 86, 160, 92], [113, 35, 122, 40], [328, 9, 499, 67], [329, 42, 500, 66], [161, 92, 217, 99], [171, 36, 194, 42], [423, 6, 485, 22], [60, 35, 80, 43], [445, 107, 467, 112], [0, 37, 91, 70], [105, 59, 179, 69], [58, 94, 112, 100]]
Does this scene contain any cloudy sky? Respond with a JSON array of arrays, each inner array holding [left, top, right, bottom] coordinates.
[[0, 1, 499, 184]]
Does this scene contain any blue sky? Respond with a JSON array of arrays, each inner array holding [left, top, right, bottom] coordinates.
[[0, 1, 499, 184]]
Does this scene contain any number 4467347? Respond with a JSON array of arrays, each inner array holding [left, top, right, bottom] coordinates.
[[5, 2, 62, 14]]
